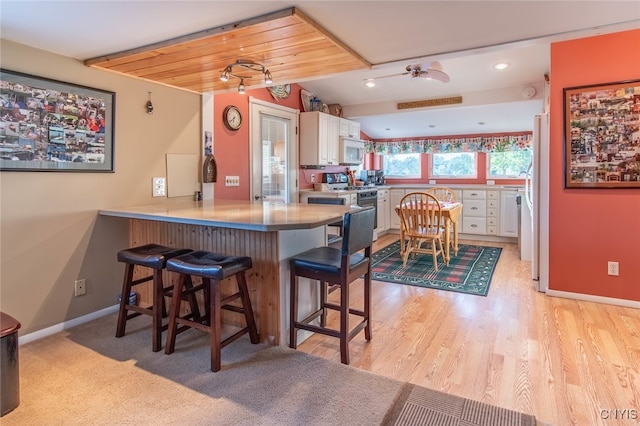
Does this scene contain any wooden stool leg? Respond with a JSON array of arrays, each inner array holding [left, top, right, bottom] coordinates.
[[319, 281, 328, 327], [164, 274, 185, 355], [209, 278, 222, 372], [289, 269, 298, 350], [236, 272, 259, 344], [116, 263, 135, 338], [340, 282, 350, 365], [183, 275, 201, 320], [364, 270, 372, 341], [152, 268, 165, 352]]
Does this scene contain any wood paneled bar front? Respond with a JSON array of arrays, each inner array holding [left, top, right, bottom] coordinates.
[[99, 198, 353, 345]]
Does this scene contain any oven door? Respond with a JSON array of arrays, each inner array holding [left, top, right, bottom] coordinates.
[[357, 193, 377, 229]]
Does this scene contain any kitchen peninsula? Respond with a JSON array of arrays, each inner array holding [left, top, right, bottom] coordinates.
[[99, 198, 353, 345]]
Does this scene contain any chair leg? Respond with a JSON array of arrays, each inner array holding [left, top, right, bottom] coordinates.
[[164, 274, 185, 355], [236, 272, 259, 344], [431, 240, 439, 271], [364, 268, 372, 341], [339, 282, 350, 365], [152, 268, 165, 352], [319, 281, 328, 327], [209, 278, 222, 372], [116, 263, 135, 338], [289, 268, 298, 350], [183, 275, 201, 320]]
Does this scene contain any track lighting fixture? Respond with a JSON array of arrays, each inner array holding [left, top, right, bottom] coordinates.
[[219, 59, 273, 94]]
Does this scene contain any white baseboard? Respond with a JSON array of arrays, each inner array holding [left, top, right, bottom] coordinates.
[[545, 289, 640, 309], [19, 305, 119, 345]]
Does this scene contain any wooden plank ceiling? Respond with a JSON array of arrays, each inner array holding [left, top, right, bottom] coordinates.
[[85, 7, 371, 94]]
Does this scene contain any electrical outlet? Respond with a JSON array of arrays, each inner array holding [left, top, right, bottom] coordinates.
[[429, 180, 436, 184], [74, 279, 86, 296], [152, 177, 166, 197], [607, 261, 619, 276], [225, 176, 240, 186], [311, 173, 316, 183]]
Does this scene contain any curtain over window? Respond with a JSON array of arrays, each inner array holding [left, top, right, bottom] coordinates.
[[365, 133, 532, 155]]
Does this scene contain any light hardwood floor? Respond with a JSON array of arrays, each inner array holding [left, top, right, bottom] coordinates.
[[297, 234, 640, 426]]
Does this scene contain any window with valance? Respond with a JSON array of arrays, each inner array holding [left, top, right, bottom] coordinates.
[[364, 133, 532, 155]]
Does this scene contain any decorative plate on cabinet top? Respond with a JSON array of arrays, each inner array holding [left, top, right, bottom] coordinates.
[[267, 84, 291, 101]]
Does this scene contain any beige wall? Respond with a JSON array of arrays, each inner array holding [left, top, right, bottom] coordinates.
[[0, 40, 202, 335]]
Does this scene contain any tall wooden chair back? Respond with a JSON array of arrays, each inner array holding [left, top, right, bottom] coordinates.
[[426, 186, 458, 202], [398, 192, 445, 269]]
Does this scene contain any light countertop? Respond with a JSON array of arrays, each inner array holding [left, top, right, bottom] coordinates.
[[99, 198, 353, 232]]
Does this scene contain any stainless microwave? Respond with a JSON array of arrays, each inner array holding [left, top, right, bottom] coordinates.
[[339, 137, 365, 165]]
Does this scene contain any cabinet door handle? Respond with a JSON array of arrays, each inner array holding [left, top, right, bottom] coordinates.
[[471, 207, 478, 210], [471, 224, 478, 228]]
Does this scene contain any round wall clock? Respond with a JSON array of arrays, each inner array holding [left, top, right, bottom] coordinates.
[[223, 105, 242, 130]]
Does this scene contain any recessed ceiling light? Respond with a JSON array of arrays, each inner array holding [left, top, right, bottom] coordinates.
[[478, 121, 486, 125], [385, 128, 391, 131], [493, 62, 510, 70], [364, 79, 376, 88], [428, 124, 435, 128]]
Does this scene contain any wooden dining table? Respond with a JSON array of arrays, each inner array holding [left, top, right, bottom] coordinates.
[[394, 201, 463, 264]]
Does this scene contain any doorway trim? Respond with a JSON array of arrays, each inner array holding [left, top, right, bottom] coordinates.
[[248, 97, 300, 203]]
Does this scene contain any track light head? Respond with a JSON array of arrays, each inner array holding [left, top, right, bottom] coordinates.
[[238, 79, 245, 94], [264, 70, 273, 85]]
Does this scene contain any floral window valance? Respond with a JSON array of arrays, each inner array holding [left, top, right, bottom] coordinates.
[[365, 133, 532, 155]]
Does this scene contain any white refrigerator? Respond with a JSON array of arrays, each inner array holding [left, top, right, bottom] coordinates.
[[524, 113, 549, 292]]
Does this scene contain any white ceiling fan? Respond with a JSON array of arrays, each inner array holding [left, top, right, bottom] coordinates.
[[368, 61, 450, 84]]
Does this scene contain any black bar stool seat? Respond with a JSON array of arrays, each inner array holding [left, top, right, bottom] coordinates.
[[116, 244, 195, 352], [164, 250, 259, 372]]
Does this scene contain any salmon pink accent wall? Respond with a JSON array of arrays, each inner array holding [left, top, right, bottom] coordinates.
[[550, 29, 640, 301], [213, 84, 305, 200]]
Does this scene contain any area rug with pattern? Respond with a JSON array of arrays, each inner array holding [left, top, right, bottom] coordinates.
[[371, 240, 502, 296]]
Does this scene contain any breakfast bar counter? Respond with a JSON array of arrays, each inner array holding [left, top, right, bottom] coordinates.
[[100, 198, 353, 345]]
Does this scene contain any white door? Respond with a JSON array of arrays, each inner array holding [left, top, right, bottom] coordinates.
[[250, 98, 299, 203]]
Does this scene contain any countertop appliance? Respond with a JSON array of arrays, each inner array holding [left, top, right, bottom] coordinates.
[[525, 113, 549, 293], [360, 170, 385, 185]]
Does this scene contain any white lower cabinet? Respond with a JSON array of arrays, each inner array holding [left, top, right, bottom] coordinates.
[[499, 190, 519, 237], [462, 190, 486, 235], [376, 189, 390, 233], [389, 189, 405, 229], [387, 186, 521, 240]]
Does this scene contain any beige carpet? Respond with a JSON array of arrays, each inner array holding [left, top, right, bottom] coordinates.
[[3, 313, 538, 425]]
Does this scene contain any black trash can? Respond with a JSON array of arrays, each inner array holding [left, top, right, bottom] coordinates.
[[1, 312, 21, 416]]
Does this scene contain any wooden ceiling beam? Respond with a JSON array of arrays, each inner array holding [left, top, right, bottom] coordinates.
[[84, 7, 370, 94]]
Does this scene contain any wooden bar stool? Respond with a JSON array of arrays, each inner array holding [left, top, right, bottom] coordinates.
[[289, 206, 375, 364], [115, 244, 195, 352], [164, 250, 260, 372]]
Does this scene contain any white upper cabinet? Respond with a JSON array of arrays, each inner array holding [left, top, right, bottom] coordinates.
[[300, 112, 339, 166], [339, 118, 361, 138]]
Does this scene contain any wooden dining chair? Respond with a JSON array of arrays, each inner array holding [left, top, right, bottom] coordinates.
[[398, 192, 445, 269], [426, 186, 457, 251], [426, 186, 457, 203]]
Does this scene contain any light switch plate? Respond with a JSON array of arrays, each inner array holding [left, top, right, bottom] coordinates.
[[225, 176, 240, 187], [152, 177, 166, 197]]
